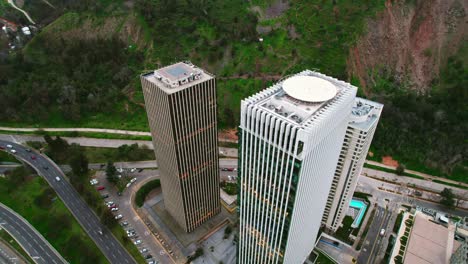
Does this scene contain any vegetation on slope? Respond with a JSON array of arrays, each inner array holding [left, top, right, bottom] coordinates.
[[0, 166, 108, 263], [0, 0, 465, 180]]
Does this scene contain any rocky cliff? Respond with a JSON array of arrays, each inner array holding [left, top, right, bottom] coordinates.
[[348, 0, 467, 93]]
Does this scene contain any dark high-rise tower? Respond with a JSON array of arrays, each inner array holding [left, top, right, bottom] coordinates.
[[141, 62, 220, 232]]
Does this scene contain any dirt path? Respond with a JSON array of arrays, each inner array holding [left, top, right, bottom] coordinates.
[[7, 0, 35, 24]]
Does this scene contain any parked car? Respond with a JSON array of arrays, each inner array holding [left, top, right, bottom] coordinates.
[[130, 168, 137, 173], [90, 179, 99, 185], [133, 240, 142, 245], [6, 144, 12, 148], [145, 254, 153, 259], [106, 201, 114, 206], [126, 182, 132, 188], [115, 214, 123, 220], [97, 186, 105, 191], [130, 177, 137, 183], [140, 248, 148, 253], [111, 207, 119, 212], [109, 204, 117, 209], [221, 168, 228, 171], [120, 221, 129, 227], [101, 194, 109, 199]]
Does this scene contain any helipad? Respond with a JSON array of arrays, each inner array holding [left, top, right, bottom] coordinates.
[[283, 75, 337, 103]]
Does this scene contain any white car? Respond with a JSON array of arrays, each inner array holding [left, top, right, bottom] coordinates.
[[130, 168, 137, 173], [10, 149, 16, 153], [55, 176, 61, 181], [106, 201, 114, 206], [130, 177, 137, 183], [127, 232, 135, 238], [115, 214, 123, 220], [126, 182, 132, 188], [111, 207, 119, 212], [90, 179, 99, 185], [6, 144, 12, 148], [117, 168, 124, 173], [140, 248, 148, 253], [134, 240, 142, 245]]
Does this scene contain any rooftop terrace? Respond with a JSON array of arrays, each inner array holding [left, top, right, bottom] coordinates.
[[254, 71, 351, 125], [348, 98, 383, 131], [142, 62, 213, 94]]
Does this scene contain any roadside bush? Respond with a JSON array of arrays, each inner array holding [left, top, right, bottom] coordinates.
[[135, 179, 161, 207], [33, 187, 56, 209]]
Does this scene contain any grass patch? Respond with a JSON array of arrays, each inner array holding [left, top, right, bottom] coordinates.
[[0, 229, 35, 263], [220, 181, 238, 195], [364, 163, 425, 180], [432, 179, 468, 190], [393, 211, 404, 233], [315, 250, 337, 264], [0, 166, 108, 263], [135, 179, 161, 207], [0, 129, 152, 141], [335, 215, 354, 244], [0, 151, 18, 163], [83, 145, 155, 163]]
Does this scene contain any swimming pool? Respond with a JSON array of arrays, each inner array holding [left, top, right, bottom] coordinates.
[[349, 199, 367, 228]]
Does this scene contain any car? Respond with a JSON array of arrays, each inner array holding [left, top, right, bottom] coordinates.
[[130, 177, 137, 183], [111, 207, 119, 212], [55, 176, 61, 181], [380, 229, 386, 236], [221, 168, 228, 171], [126, 182, 132, 188], [10, 149, 16, 153], [43, 166, 49, 170], [31, 155, 36, 160], [0, 146, 4, 150], [109, 204, 117, 209], [226, 168, 234, 171], [96, 186, 105, 191], [117, 168, 124, 173], [127, 233, 136, 238], [126, 229, 135, 234], [140, 248, 148, 253], [134, 240, 142, 245], [6, 144, 12, 148], [98, 229, 103, 235], [145, 254, 153, 259], [90, 179, 99, 185], [26, 148, 31, 152], [147, 261, 155, 264], [130, 168, 137, 173], [117, 174, 122, 179], [106, 201, 114, 206], [115, 214, 123, 220], [138, 168, 144, 173], [101, 194, 109, 199], [120, 221, 129, 227]]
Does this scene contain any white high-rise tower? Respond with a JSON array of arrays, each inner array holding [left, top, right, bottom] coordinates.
[[321, 98, 383, 232], [238, 70, 357, 263]]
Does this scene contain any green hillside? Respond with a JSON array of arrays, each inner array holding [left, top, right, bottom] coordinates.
[[0, 0, 466, 181]]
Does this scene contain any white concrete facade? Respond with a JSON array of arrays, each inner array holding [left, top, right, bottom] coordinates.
[[238, 70, 356, 264], [321, 98, 383, 232]]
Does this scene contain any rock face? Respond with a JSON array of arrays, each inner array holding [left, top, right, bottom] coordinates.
[[348, 0, 467, 93]]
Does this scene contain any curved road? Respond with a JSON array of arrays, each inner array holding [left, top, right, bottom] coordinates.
[[6, 0, 35, 24], [0, 203, 66, 264], [0, 140, 136, 264]]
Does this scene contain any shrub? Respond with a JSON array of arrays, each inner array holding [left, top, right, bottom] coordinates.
[[135, 179, 161, 207]]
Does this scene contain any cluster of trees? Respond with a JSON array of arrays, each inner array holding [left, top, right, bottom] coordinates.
[[369, 55, 467, 180], [0, 35, 143, 123]]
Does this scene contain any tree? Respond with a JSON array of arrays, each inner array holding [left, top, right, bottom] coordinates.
[[69, 149, 89, 177], [396, 164, 405, 175], [440, 188, 455, 208], [106, 161, 118, 184]]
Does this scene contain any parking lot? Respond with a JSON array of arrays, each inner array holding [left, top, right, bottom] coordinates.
[[91, 168, 174, 264]]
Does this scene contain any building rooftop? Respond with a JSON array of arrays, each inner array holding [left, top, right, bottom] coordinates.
[[141, 62, 213, 94], [404, 212, 456, 264], [252, 70, 354, 125], [348, 98, 383, 131]]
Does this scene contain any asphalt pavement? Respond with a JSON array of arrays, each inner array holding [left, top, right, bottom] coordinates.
[[0, 203, 65, 264], [357, 206, 391, 264], [0, 140, 136, 264]]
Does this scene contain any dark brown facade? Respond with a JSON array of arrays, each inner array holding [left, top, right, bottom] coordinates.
[[140, 65, 220, 232]]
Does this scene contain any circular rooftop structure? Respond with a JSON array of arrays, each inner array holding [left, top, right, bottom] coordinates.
[[283, 76, 337, 103]]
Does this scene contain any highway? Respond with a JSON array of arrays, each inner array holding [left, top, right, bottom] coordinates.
[[0, 203, 63, 264], [0, 140, 136, 264]]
